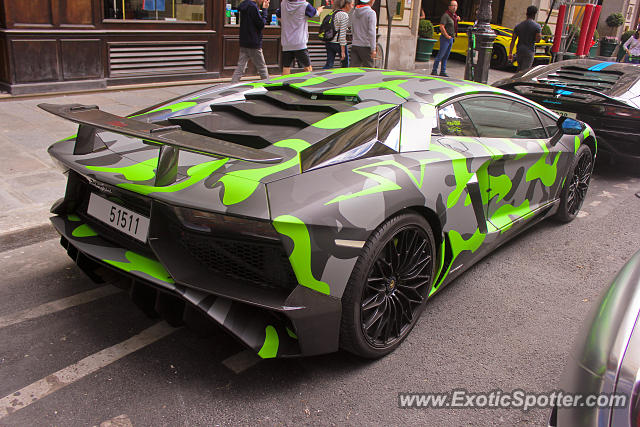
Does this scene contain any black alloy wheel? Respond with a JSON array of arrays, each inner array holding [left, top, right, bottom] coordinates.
[[566, 148, 593, 215], [340, 213, 436, 358], [556, 144, 593, 222], [491, 45, 507, 68], [360, 226, 433, 347]]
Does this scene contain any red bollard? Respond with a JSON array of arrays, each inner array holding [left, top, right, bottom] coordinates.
[[552, 5, 566, 54], [583, 5, 602, 57], [576, 4, 594, 56]]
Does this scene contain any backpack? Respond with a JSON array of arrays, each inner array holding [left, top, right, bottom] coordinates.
[[318, 11, 337, 42]]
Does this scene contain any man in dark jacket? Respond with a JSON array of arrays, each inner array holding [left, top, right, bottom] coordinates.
[[508, 5, 541, 72], [232, 0, 270, 83]]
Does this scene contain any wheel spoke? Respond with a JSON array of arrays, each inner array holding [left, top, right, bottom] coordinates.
[[362, 292, 385, 311], [363, 299, 387, 331], [398, 231, 419, 270], [366, 276, 387, 292], [388, 238, 401, 271], [372, 304, 389, 342], [403, 239, 427, 270], [383, 297, 397, 343], [377, 256, 393, 277], [396, 284, 426, 302], [393, 292, 414, 324], [398, 278, 430, 294], [403, 254, 432, 279]]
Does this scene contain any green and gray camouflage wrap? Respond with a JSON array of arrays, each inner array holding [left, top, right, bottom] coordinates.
[[43, 68, 596, 357]]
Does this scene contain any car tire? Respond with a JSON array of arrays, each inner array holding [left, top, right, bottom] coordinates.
[[491, 44, 507, 68], [555, 144, 593, 222], [339, 212, 436, 358]]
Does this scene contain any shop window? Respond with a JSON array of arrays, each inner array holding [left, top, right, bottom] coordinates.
[[225, 0, 282, 26], [393, 0, 404, 19], [222, 0, 329, 27], [104, 0, 205, 22]]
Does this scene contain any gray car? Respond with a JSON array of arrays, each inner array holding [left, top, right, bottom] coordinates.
[[550, 249, 640, 426]]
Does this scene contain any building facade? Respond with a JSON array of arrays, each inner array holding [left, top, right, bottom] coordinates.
[[0, 0, 390, 95], [0, 0, 290, 94]]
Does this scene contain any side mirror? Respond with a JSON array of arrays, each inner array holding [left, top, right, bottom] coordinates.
[[558, 116, 583, 135]]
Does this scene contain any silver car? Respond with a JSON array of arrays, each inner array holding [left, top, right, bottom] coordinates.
[[550, 250, 640, 426]]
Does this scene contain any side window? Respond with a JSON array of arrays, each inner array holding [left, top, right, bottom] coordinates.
[[437, 102, 478, 137], [538, 112, 559, 137], [458, 97, 547, 139]]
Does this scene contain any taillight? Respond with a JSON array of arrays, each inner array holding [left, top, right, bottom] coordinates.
[[603, 105, 640, 119], [175, 206, 281, 241]]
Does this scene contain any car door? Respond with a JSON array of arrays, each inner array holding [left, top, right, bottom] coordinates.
[[452, 23, 470, 55], [433, 101, 495, 235], [457, 95, 562, 231]]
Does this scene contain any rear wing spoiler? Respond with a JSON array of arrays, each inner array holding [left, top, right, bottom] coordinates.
[[498, 82, 624, 105], [38, 103, 282, 164]]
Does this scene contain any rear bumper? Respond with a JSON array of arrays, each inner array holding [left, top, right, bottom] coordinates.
[[51, 213, 342, 358], [533, 56, 551, 66], [590, 129, 640, 159]]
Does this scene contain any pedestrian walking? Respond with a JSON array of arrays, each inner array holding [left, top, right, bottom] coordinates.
[[623, 28, 640, 64], [277, 0, 324, 75], [231, 0, 271, 83], [508, 5, 541, 72], [431, 1, 459, 77], [350, 0, 377, 67], [322, 0, 354, 69]]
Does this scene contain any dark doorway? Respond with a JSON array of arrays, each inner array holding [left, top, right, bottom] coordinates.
[[421, 0, 505, 25]]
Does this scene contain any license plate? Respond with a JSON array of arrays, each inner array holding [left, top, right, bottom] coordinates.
[[86, 193, 150, 242], [552, 110, 577, 119]]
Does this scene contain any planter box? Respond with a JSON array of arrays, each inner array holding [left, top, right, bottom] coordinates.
[[416, 38, 437, 62], [600, 39, 618, 57]]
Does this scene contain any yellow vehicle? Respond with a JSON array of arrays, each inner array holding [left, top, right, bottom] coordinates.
[[433, 22, 552, 68]]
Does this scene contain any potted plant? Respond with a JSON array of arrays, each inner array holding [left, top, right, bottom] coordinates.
[[416, 19, 437, 62], [541, 23, 552, 42], [601, 12, 624, 57]]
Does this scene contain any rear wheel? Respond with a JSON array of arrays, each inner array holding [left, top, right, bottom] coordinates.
[[491, 44, 507, 68], [340, 212, 436, 358], [555, 144, 593, 222]]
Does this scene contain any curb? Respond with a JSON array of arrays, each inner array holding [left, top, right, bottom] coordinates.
[[0, 221, 58, 253], [0, 206, 58, 253]]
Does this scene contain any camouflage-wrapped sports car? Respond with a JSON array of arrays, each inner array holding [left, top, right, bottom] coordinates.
[[42, 68, 596, 359]]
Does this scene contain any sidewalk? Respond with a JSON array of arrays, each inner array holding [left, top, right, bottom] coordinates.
[[0, 81, 214, 251], [0, 60, 515, 251]]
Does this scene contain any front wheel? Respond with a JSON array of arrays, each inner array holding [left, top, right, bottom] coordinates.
[[340, 212, 436, 358], [490, 44, 507, 68], [555, 144, 593, 222]]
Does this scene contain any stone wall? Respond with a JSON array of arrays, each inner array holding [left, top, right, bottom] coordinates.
[[379, 0, 421, 70]]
